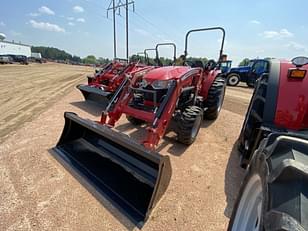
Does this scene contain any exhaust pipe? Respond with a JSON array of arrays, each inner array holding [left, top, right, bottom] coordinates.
[[52, 112, 172, 227]]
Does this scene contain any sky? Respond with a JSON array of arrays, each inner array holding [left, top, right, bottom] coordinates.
[[0, 0, 307, 65]]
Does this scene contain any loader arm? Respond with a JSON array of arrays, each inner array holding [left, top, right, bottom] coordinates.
[[143, 80, 180, 149]]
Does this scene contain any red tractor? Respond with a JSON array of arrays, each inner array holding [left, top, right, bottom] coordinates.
[[77, 44, 177, 106], [77, 59, 150, 104], [228, 57, 308, 230], [53, 27, 226, 227]]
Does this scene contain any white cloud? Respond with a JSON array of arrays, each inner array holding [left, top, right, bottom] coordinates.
[[0, 21, 5, 26], [73, 6, 84, 13], [68, 22, 75, 26], [29, 12, 39, 17], [29, 20, 65, 32], [250, 20, 260, 24], [38, 6, 55, 15], [67, 17, 74, 21], [285, 41, 307, 52], [76, 18, 85, 23], [260, 29, 294, 39], [262, 31, 279, 38], [280, 29, 293, 37]]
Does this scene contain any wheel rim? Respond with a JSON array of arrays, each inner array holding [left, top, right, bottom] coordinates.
[[228, 76, 239, 85], [231, 174, 263, 231], [191, 115, 202, 138]]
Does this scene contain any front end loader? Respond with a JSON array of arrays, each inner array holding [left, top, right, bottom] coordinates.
[[77, 59, 149, 106], [53, 27, 227, 226]]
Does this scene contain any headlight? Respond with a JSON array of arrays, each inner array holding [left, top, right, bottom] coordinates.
[[151, 80, 172, 89]]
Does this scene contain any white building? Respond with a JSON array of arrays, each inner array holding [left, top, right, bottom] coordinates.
[[0, 33, 31, 57]]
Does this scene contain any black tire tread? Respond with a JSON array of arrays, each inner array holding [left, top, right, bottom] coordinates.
[[228, 134, 308, 231], [177, 106, 203, 145], [204, 77, 226, 120]]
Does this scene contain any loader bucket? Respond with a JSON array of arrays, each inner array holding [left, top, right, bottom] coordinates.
[[77, 84, 111, 106], [52, 112, 172, 227]]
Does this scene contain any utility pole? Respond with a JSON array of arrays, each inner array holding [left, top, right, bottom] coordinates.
[[125, 0, 129, 60], [107, 0, 134, 60], [113, 0, 116, 59]]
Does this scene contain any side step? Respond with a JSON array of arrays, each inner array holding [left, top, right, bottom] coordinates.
[[52, 112, 172, 227], [77, 84, 112, 106]]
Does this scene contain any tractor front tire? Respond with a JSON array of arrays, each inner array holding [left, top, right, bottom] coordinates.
[[228, 134, 308, 231], [126, 115, 144, 126], [204, 77, 226, 120], [227, 73, 240, 86], [177, 106, 203, 145]]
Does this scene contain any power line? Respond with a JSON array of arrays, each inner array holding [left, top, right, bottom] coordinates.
[[129, 9, 182, 45]]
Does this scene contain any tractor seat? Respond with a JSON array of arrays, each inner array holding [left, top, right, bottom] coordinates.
[[191, 60, 204, 69]]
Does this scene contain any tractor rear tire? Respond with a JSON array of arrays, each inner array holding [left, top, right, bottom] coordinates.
[[238, 76, 268, 167], [204, 77, 226, 120], [228, 134, 308, 231], [227, 73, 240, 86], [177, 106, 203, 145], [126, 115, 144, 126]]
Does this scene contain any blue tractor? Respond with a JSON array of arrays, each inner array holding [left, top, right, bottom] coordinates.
[[219, 60, 232, 74], [226, 59, 269, 87]]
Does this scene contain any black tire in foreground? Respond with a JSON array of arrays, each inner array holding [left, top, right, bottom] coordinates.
[[237, 76, 268, 167], [204, 77, 226, 120], [228, 133, 308, 231], [177, 106, 203, 145], [246, 80, 256, 88], [126, 115, 144, 125], [227, 73, 240, 86]]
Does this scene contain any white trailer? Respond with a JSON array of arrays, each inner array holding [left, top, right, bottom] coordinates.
[[0, 40, 31, 57], [31, 52, 42, 59]]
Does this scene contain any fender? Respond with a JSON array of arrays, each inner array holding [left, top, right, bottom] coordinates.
[[199, 69, 221, 99], [274, 61, 308, 130]]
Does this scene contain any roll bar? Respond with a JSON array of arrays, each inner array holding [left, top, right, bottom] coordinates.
[[144, 48, 156, 65], [184, 27, 225, 62], [155, 43, 177, 64]]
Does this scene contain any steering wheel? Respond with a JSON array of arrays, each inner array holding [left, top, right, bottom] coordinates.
[[204, 59, 217, 71]]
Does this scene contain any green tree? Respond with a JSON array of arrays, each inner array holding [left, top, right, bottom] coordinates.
[[239, 58, 250, 66], [97, 57, 110, 65], [31, 46, 73, 60], [82, 55, 97, 64], [71, 55, 81, 63]]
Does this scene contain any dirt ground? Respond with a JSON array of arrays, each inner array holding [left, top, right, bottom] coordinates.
[[0, 64, 253, 231], [0, 63, 94, 144]]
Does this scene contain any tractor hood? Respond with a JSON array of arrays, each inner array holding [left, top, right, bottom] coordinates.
[[229, 66, 251, 73], [143, 66, 191, 82]]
